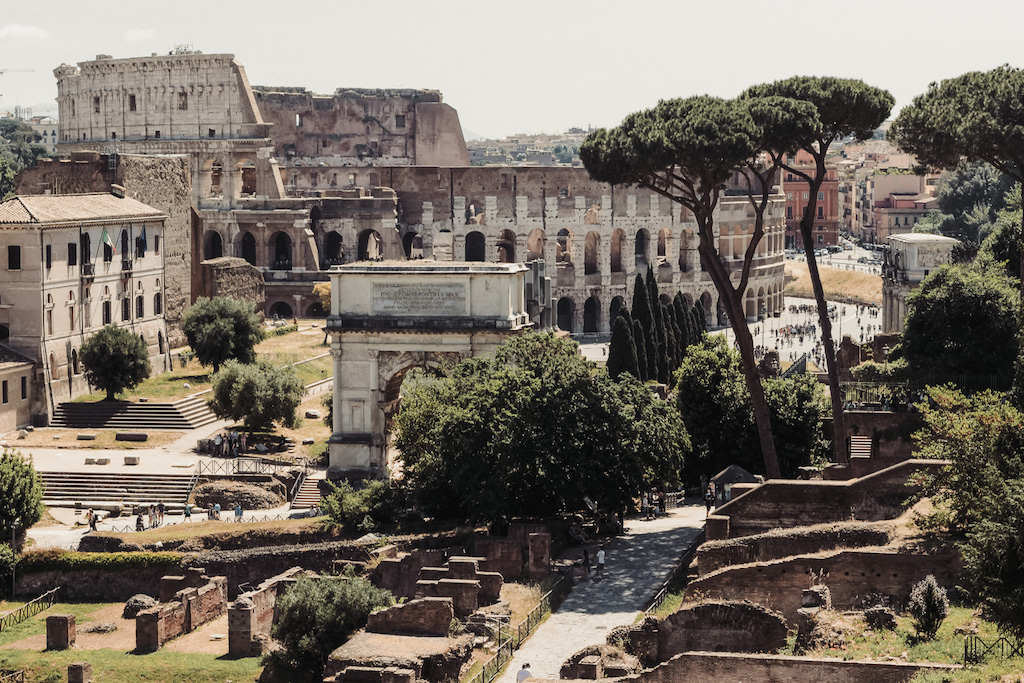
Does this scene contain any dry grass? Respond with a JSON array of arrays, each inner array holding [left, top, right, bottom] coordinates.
[[785, 261, 882, 306], [501, 582, 545, 623], [2, 429, 182, 450], [96, 515, 327, 544]]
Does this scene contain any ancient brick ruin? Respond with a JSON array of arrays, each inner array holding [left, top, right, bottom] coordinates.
[[135, 568, 227, 652]]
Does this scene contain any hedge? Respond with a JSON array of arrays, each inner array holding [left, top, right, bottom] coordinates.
[[17, 549, 183, 572], [267, 325, 298, 337]]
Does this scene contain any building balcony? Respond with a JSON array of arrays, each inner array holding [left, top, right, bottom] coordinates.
[[120, 258, 133, 275], [81, 262, 95, 278]]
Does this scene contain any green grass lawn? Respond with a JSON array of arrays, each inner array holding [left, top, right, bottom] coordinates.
[[0, 602, 261, 682], [0, 649, 261, 683]]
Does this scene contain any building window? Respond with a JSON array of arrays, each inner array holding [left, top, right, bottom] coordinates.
[[122, 298, 130, 321], [129, 94, 137, 111], [395, 114, 406, 128], [154, 292, 163, 315], [103, 241, 113, 262], [786, 192, 793, 200], [20, 376, 26, 400], [818, 191, 825, 201], [45, 244, 52, 270], [68, 243, 78, 266], [817, 235, 824, 244], [2, 380, 7, 404], [178, 92, 188, 110], [802, 192, 809, 200], [102, 300, 111, 325], [136, 295, 145, 318], [154, 235, 160, 255], [136, 236, 146, 258], [208, 128, 216, 138], [817, 206, 824, 219], [71, 100, 75, 117], [786, 206, 792, 219], [111, 132, 116, 139], [93, 96, 100, 113], [120, 230, 129, 256], [154, 130, 160, 138]]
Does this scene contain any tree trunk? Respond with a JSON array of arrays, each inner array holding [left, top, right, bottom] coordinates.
[[800, 228, 849, 465], [699, 242, 782, 479]]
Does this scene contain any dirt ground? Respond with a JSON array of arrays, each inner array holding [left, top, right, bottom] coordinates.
[[1, 604, 230, 655]]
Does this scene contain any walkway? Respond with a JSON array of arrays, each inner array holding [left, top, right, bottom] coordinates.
[[497, 503, 707, 681]]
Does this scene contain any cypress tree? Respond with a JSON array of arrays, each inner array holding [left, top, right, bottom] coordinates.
[[631, 274, 657, 380], [646, 267, 667, 362], [692, 302, 707, 335], [673, 293, 692, 351], [632, 319, 649, 381], [607, 311, 640, 380], [668, 307, 683, 369]]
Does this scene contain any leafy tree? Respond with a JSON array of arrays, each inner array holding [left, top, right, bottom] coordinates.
[[980, 186, 1021, 279], [902, 260, 1019, 384], [607, 310, 639, 380], [0, 448, 44, 543], [322, 479, 406, 533], [0, 158, 15, 201], [913, 386, 1024, 638], [0, 543, 13, 597], [890, 66, 1024, 293], [313, 281, 331, 312], [0, 119, 47, 171], [674, 337, 828, 478], [209, 360, 304, 431], [265, 573, 394, 683], [393, 332, 688, 521], [80, 325, 151, 400], [181, 296, 265, 372], [581, 95, 818, 478], [744, 77, 895, 467]]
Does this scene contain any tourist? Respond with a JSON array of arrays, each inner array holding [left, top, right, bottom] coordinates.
[[517, 663, 532, 682], [580, 548, 590, 580], [234, 503, 243, 523], [595, 545, 606, 580], [146, 507, 154, 529], [214, 502, 221, 520], [86, 508, 97, 532], [157, 501, 165, 526], [184, 502, 192, 522], [135, 512, 145, 533]]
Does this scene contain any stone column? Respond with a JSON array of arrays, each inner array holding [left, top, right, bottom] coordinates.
[[46, 614, 75, 650]]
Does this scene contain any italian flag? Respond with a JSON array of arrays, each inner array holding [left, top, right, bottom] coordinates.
[[101, 227, 117, 254]]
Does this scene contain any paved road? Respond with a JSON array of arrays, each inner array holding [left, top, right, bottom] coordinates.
[[497, 503, 706, 681]]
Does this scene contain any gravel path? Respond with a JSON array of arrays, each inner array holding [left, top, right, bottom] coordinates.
[[498, 503, 706, 681]]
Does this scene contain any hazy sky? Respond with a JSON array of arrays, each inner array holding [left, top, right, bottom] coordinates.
[[2, 0, 1023, 139]]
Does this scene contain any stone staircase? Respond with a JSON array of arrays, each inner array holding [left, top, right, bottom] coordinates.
[[291, 474, 326, 509], [49, 395, 219, 430], [849, 434, 873, 459], [39, 471, 196, 506]]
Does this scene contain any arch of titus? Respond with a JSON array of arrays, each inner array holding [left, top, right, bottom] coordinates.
[[326, 261, 532, 477]]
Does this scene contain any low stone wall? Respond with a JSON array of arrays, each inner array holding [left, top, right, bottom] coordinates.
[[697, 522, 893, 576], [136, 574, 228, 651], [846, 410, 924, 462], [708, 459, 945, 540], [228, 567, 307, 657], [683, 547, 962, 624], [16, 563, 174, 602], [372, 548, 450, 600], [366, 597, 453, 637], [559, 651, 955, 683]]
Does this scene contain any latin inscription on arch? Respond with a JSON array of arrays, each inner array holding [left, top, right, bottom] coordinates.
[[372, 282, 467, 315]]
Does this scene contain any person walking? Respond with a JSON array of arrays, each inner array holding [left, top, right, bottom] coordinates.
[[516, 663, 532, 682], [184, 502, 192, 523], [234, 503, 243, 523], [704, 482, 716, 517], [580, 548, 590, 580], [157, 501, 165, 526], [595, 545, 606, 580]]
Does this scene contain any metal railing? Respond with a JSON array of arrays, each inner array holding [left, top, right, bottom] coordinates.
[[0, 670, 25, 683], [0, 586, 60, 633], [195, 457, 294, 477], [644, 529, 706, 617], [965, 635, 1024, 663], [464, 574, 571, 683]]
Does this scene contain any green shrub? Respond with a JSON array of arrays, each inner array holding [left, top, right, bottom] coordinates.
[[264, 572, 393, 683], [268, 324, 298, 337], [908, 575, 949, 639], [321, 480, 406, 532], [0, 543, 13, 597], [17, 549, 183, 573]]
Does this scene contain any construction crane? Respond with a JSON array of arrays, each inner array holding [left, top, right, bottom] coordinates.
[[0, 68, 35, 108]]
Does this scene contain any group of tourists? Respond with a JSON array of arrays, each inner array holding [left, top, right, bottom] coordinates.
[[134, 502, 167, 532], [213, 430, 247, 458]]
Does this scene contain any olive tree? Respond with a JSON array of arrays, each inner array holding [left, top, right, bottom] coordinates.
[[80, 324, 152, 400], [181, 296, 265, 372]]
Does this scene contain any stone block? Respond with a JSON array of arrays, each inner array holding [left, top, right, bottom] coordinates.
[[67, 661, 92, 683], [159, 575, 187, 603], [124, 455, 140, 465], [45, 614, 75, 650], [477, 571, 503, 604], [366, 597, 454, 637], [434, 579, 480, 617], [370, 544, 398, 561], [705, 515, 730, 540], [528, 532, 551, 581], [579, 655, 602, 679], [77, 433, 96, 441], [802, 585, 832, 609], [417, 567, 448, 583], [115, 432, 148, 442], [446, 556, 480, 580], [95, 458, 110, 465]]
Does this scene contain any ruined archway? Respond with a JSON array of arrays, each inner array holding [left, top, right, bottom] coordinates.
[[326, 262, 532, 476], [497, 229, 516, 263], [358, 229, 383, 261], [204, 230, 223, 260], [526, 228, 545, 261], [465, 231, 486, 262], [583, 296, 599, 333]]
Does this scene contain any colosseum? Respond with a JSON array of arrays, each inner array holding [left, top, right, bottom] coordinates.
[[53, 50, 786, 330]]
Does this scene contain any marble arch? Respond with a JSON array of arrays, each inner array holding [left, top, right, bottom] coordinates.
[[326, 261, 532, 478]]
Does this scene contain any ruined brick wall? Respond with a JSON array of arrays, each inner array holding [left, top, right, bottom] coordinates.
[[563, 651, 952, 683], [117, 155, 194, 346], [697, 523, 893, 576], [657, 603, 787, 659], [197, 257, 265, 313], [684, 547, 962, 624], [845, 410, 924, 464], [16, 564, 172, 601], [136, 576, 227, 652], [709, 459, 944, 540], [228, 567, 305, 657]]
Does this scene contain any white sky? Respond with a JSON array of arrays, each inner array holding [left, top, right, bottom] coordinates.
[[1, 0, 1023, 139]]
